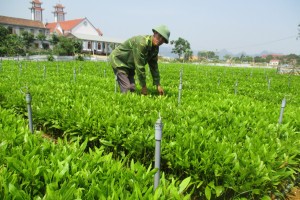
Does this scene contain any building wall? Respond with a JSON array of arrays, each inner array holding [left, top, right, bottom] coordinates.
[[0, 24, 49, 37], [270, 60, 280, 66], [82, 41, 107, 54], [72, 20, 99, 36]]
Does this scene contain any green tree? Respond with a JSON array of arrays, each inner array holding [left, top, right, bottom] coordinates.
[[6, 34, 25, 56], [50, 34, 59, 46], [0, 26, 25, 56], [265, 55, 273, 63], [36, 33, 47, 49], [73, 39, 83, 54], [0, 26, 10, 56], [0, 26, 9, 43], [197, 51, 217, 61], [207, 51, 215, 59], [284, 54, 300, 65], [242, 55, 253, 63], [240, 53, 245, 62], [223, 54, 231, 61], [170, 37, 191, 59], [254, 56, 265, 63], [184, 49, 193, 61], [53, 36, 83, 56], [197, 51, 207, 60], [21, 31, 35, 51]]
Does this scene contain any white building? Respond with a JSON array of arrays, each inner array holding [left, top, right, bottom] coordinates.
[[0, 15, 49, 49], [269, 59, 280, 66], [0, 0, 122, 54], [45, 18, 122, 55]]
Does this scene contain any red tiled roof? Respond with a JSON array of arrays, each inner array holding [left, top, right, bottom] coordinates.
[[60, 18, 84, 30], [45, 22, 57, 32], [0, 15, 46, 29], [45, 18, 84, 33], [261, 54, 284, 58], [44, 22, 62, 35]]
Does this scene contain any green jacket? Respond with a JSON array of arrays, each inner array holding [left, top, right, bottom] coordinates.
[[109, 35, 160, 87]]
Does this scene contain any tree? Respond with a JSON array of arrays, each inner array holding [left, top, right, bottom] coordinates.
[[170, 37, 191, 59], [5, 34, 25, 56], [240, 53, 245, 62], [197, 51, 207, 60], [50, 34, 59, 46], [284, 54, 300, 65], [72, 39, 83, 54], [265, 55, 273, 63], [0, 26, 25, 56], [207, 51, 216, 59], [36, 33, 47, 49], [53, 36, 83, 56], [223, 54, 231, 61], [254, 56, 265, 63], [0, 26, 9, 56], [197, 51, 217, 61], [0, 26, 9, 43], [243, 56, 254, 63], [184, 49, 193, 61], [21, 31, 35, 51]]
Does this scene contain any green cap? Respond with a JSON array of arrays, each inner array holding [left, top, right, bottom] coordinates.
[[152, 25, 170, 44]]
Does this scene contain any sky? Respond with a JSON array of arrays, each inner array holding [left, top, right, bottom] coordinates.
[[0, 0, 300, 56]]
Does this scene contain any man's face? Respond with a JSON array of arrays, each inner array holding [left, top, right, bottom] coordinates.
[[153, 32, 165, 46]]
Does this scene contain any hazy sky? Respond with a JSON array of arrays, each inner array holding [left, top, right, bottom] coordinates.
[[1, 0, 299, 55]]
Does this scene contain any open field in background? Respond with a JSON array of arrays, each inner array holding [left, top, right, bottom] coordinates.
[[0, 60, 299, 199]]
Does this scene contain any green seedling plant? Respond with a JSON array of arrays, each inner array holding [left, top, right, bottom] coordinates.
[[0, 60, 299, 199]]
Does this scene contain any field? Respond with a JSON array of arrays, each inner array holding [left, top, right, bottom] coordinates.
[[0, 60, 299, 199]]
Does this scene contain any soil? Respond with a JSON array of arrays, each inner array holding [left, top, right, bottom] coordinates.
[[41, 133, 57, 143], [286, 187, 300, 200]]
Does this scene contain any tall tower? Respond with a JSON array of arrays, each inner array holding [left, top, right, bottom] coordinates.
[[53, 4, 66, 22], [29, 0, 44, 22]]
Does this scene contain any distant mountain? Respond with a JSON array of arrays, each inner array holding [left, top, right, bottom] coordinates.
[[206, 49, 282, 59], [159, 46, 282, 60], [212, 49, 273, 59]]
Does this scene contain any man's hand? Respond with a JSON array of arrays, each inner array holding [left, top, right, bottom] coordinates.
[[141, 86, 147, 95], [157, 85, 164, 95]]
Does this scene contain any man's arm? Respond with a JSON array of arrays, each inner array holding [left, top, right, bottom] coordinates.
[[148, 55, 164, 95], [132, 37, 150, 88]]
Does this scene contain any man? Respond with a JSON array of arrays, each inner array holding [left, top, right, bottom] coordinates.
[[109, 25, 170, 95]]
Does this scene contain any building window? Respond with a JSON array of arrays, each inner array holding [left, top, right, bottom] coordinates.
[[30, 29, 34, 34], [97, 42, 102, 50], [43, 43, 49, 49], [35, 10, 41, 21], [58, 15, 64, 22], [88, 41, 92, 49]]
